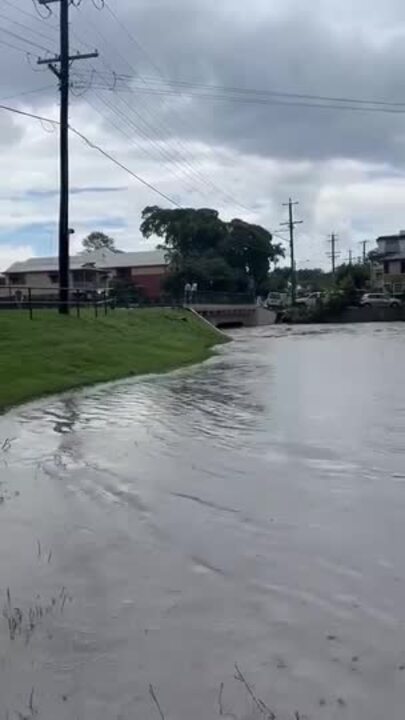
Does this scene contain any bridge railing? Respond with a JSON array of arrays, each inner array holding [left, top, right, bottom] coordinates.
[[187, 291, 256, 305]]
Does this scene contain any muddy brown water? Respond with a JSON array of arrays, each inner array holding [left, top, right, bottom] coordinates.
[[1, 324, 405, 719]]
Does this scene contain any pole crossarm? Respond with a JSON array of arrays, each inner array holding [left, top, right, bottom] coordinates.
[[37, 52, 99, 67]]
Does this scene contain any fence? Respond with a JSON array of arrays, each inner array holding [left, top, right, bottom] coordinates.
[[0, 286, 257, 319], [0, 286, 115, 319]]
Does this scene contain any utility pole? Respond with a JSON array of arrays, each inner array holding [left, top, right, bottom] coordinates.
[[359, 240, 369, 264], [38, 0, 98, 314], [327, 233, 340, 276], [281, 198, 302, 304], [348, 249, 353, 265]]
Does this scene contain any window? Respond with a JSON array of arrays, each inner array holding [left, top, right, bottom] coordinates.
[[384, 261, 390, 274], [401, 261, 405, 274], [9, 274, 25, 285], [116, 267, 132, 280], [48, 272, 59, 284], [385, 238, 400, 253]]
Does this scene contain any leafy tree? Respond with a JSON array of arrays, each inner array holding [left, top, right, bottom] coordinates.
[[267, 267, 330, 293], [222, 219, 283, 291], [140, 206, 283, 295], [109, 278, 142, 306], [163, 256, 244, 297], [335, 263, 369, 289], [82, 231, 118, 252]]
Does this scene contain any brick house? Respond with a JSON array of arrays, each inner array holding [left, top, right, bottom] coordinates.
[[4, 248, 167, 300]]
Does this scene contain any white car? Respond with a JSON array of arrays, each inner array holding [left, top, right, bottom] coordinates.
[[360, 292, 401, 308], [295, 292, 322, 307], [265, 292, 287, 308]]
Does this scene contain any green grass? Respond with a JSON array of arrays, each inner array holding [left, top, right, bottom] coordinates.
[[0, 309, 226, 411]]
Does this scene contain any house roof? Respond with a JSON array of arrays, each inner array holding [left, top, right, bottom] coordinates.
[[5, 248, 167, 274], [101, 249, 167, 268]]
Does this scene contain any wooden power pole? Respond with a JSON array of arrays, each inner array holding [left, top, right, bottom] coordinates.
[[38, 0, 98, 314], [359, 240, 369, 264], [281, 198, 302, 304], [327, 233, 340, 276]]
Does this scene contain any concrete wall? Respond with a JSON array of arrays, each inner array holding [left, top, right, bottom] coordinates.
[[193, 304, 276, 328], [332, 306, 405, 323], [255, 306, 277, 325]]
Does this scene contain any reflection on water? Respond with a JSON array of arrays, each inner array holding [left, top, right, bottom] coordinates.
[[1, 324, 405, 719]]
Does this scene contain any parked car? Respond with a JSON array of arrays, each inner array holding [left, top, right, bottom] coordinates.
[[360, 292, 401, 308], [295, 292, 323, 307], [265, 292, 287, 308]]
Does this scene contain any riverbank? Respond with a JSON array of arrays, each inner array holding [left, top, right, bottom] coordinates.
[[0, 309, 225, 410]]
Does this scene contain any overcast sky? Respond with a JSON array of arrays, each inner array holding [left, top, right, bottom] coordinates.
[[2, 0, 405, 271]]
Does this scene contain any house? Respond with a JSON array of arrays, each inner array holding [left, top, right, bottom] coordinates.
[[4, 248, 168, 301], [370, 231, 405, 294]]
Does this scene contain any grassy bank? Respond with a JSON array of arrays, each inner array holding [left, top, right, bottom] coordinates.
[[0, 309, 226, 411]]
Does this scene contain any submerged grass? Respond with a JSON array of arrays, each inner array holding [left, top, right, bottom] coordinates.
[[0, 308, 225, 410]]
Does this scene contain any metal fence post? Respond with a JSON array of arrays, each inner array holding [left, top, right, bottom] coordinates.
[[94, 297, 98, 318], [28, 287, 33, 320]]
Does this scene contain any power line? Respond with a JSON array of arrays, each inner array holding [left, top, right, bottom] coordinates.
[[0, 26, 56, 54], [0, 102, 58, 124], [72, 68, 405, 112], [0, 102, 182, 206], [72, 0, 252, 211], [0, 36, 39, 55], [0, 85, 55, 102], [69, 125, 182, 207], [0, 0, 55, 23], [123, 77, 405, 110], [31, 0, 53, 18], [0, 9, 59, 49], [85, 90, 208, 197], [0, 0, 92, 55], [79, 85, 405, 115]]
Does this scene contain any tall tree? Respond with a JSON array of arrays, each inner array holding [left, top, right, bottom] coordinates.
[[82, 231, 117, 252], [222, 218, 283, 290], [140, 206, 283, 294]]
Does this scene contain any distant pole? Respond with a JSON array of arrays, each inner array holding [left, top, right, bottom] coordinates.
[[327, 233, 340, 276], [359, 240, 369, 264], [281, 198, 303, 304], [348, 249, 353, 265]]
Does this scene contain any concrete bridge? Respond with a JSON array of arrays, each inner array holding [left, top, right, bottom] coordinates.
[[190, 302, 276, 328]]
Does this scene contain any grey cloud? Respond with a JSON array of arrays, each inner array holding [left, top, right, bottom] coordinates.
[[4, 0, 405, 167], [73, 0, 405, 166], [4, 0, 405, 261], [0, 112, 23, 147]]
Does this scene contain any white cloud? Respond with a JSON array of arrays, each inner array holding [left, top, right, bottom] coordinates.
[[0, 245, 35, 273]]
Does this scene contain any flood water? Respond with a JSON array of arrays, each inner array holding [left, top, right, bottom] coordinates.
[[1, 324, 405, 719]]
